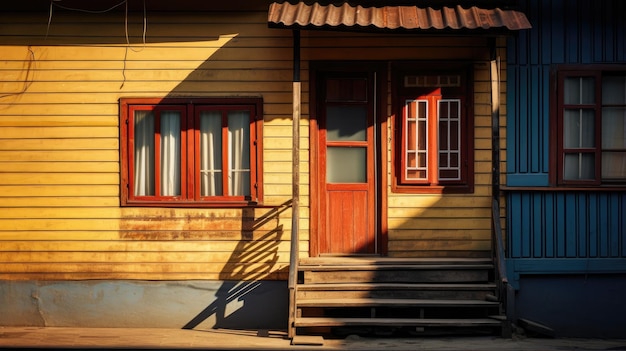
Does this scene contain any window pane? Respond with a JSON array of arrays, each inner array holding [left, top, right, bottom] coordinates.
[[564, 77, 595, 104], [439, 121, 449, 150], [439, 100, 461, 180], [326, 105, 367, 141], [563, 153, 595, 180], [602, 152, 626, 180], [602, 76, 626, 104], [405, 100, 428, 180], [160, 111, 181, 196], [200, 111, 223, 196], [564, 109, 595, 148], [602, 107, 626, 149], [327, 146, 366, 183], [418, 152, 427, 168], [134, 111, 155, 196], [228, 111, 251, 196]]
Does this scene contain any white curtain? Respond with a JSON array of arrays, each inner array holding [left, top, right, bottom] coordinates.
[[562, 77, 596, 180], [133, 110, 181, 196], [134, 111, 155, 196], [160, 112, 181, 196], [601, 76, 626, 179], [200, 111, 223, 196], [228, 111, 250, 196]]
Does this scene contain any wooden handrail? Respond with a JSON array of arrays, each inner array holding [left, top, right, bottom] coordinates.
[[491, 198, 508, 296]]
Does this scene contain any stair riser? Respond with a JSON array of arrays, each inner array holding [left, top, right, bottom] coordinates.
[[303, 270, 489, 284], [297, 306, 502, 319], [297, 290, 495, 300]]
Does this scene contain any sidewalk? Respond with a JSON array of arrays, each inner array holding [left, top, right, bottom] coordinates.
[[1, 327, 626, 350]]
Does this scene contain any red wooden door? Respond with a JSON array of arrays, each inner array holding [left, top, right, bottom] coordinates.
[[318, 72, 377, 255]]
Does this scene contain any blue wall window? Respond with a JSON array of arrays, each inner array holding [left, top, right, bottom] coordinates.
[[555, 68, 626, 186]]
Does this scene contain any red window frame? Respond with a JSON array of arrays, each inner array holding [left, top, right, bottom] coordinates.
[[120, 97, 263, 207], [392, 65, 473, 194], [552, 66, 626, 187]]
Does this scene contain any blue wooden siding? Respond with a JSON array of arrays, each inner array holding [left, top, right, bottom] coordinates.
[[506, 0, 626, 186], [505, 0, 626, 288], [507, 192, 626, 259]]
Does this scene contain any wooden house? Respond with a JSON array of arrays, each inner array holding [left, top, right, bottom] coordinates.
[[505, 0, 626, 338], [0, 0, 541, 339]]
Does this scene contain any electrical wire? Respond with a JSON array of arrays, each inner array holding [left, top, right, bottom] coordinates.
[[125, 0, 147, 52], [121, 0, 147, 88], [52, 0, 127, 14], [44, 0, 148, 89]]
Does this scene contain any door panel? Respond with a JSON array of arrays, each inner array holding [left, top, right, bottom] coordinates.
[[316, 71, 378, 255], [326, 189, 371, 254]]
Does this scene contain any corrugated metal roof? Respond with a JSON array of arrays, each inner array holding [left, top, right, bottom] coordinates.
[[268, 2, 531, 31]]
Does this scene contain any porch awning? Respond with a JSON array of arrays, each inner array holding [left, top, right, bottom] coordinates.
[[268, 1, 531, 32]]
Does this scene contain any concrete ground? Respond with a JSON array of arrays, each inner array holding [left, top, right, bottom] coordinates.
[[1, 327, 625, 350]]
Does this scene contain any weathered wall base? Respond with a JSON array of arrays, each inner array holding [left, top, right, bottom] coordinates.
[[0, 280, 287, 330], [514, 274, 626, 338]]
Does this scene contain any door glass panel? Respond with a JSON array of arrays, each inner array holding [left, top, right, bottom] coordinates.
[[326, 105, 367, 141], [327, 146, 366, 183]]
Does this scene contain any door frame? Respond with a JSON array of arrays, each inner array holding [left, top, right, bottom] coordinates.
[[309, 61, 388, 257]]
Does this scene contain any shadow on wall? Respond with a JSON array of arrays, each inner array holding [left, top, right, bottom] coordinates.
[[182, 200, 291, 330]]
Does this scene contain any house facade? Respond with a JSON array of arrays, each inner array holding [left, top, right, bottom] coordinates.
[[4, 0, 600, 336], [505, 0, 626, 338]]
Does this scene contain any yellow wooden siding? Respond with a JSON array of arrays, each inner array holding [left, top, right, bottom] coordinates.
[[0, 10, 300, 280], [381, 43, 508, 258], [0, 9, 507, 279]]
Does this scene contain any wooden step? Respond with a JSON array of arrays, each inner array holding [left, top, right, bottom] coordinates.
[[296, 298, 500, 308], [293, 256, 504, 337], [296, 283, 497, 300], [294, 317, 503, 328], [299, 257, 492, 266], [299, 264, 493, 271], [302, 269, 490, 284], [298, 283, 497, 291]]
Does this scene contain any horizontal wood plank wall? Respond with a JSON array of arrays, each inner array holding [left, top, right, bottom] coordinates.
[[0, 9, 506, 280], [0, 10, 302, 280]]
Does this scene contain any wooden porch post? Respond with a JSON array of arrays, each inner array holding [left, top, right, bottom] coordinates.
[[490, 38, 501, 201], [288, 29, 301, 339]]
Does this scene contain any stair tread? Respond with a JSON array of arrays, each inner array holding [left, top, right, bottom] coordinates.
[[299, 257, 492, 266], [299, 264, 493, 271], [297, 283, 497, 291], [294, 317, 503, 327], [297, 298, 499, 307]]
